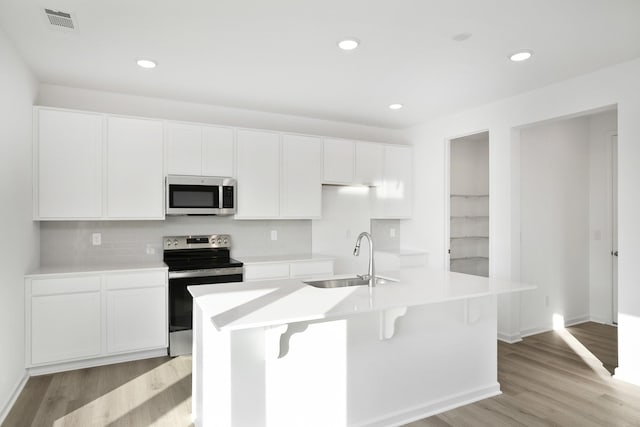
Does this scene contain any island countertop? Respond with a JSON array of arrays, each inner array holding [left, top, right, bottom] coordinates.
[[189, 267, 535, 332]]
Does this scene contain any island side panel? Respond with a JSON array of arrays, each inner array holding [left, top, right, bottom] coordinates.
[[195, 295, 499, 427]]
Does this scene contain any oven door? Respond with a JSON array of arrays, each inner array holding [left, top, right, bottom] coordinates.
[[168, 272, 243, 332]]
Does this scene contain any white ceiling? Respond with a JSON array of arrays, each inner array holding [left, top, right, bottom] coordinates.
[[1, 0, 639, 129]]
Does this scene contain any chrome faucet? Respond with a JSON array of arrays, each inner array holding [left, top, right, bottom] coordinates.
[[353, 232, 375, 288]]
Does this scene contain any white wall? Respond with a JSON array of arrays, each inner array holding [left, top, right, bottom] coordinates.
[[401, 57, 640, 386], [0, 28, 39, 420], [519, 117, 590, 334], [588, 110, 618, 324], [37, 84, 404, 144]]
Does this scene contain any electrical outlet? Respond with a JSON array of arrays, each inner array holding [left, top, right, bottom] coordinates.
[[146, 244, 155, 255], [270, 230, 278, 241], [545, 295, 550, 308], [390, 228, 396, 238], [92, 233, 101, 246]]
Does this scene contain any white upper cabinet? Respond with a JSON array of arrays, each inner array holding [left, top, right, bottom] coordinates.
[[167, 123, 202, 175], [202, 126, 234, 177], [107, 116, 164, 219], [167, 123, 234, 177], [281, 135, 322, 218], [323, 138, 354, 184], [236, 129, 281, 218], [372, 145, 413, 218], [354, 141, 384, 186], [36, 109, 103, 219]]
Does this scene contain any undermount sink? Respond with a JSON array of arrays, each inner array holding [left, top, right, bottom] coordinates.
[[304, 276, 397, 289]]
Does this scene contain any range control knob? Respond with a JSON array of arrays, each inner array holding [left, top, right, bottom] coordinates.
[[217, 238, 222, 244], [223, 238, 229, 245], [173, 239, 179, 246], [165, 239, 172, 246]]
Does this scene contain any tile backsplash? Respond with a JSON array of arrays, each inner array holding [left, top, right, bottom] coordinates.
[[40, 216, 311, 267], [371, 219, 401, 251]]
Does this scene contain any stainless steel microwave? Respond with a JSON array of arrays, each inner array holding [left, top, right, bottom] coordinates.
[[166, 175, 236, 215]]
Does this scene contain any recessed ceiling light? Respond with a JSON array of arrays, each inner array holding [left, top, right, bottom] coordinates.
[[337, 38, 359, 51], [452, 32, 472, 42], [388, 103, 403, 110], [136, 59, 157, 69], [509, 50, 533, 62]]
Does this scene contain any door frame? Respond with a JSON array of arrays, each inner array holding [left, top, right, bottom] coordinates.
[[443, 129, 490, 272]]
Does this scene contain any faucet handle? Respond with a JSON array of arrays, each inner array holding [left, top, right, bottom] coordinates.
[[357, 274, 370, 281]]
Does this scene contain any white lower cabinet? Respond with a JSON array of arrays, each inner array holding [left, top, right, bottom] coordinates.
[[105, 272, 167, 354], [26, 268, 168, 370], [30, 277, 102, 365]]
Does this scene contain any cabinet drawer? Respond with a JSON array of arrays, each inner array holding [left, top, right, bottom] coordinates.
[[31, 276, 101, 296], [105, 271, 167, 290], [289, 261, 334, 278], [244, 263, 290, 281]]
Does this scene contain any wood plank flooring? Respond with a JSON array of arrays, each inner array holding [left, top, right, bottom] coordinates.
[[4, 322, 638, 427]]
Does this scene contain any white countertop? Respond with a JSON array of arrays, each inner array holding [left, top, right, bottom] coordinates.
[[239, 253, 335, 264], [190, 267, 535, 332], [26, 261, 168, 277]]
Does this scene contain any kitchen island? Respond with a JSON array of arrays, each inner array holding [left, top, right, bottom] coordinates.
[[189, 267, 534, 427]]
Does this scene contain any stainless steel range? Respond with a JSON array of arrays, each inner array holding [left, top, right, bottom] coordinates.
[[163, 234, 243, 356]]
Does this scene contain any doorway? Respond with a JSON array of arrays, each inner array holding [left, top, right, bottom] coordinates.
[[448, 131, 489, 277], [516, 108, 618, 335]]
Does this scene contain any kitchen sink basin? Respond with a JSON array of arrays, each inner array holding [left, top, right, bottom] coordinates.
[[304, 276, 397, 289]]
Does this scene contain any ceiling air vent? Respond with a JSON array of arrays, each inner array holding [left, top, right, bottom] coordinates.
[[44, 8, 76, 31]]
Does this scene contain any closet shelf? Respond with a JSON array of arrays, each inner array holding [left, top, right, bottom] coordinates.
[[450, 256, 489, 261], [450, 194, 489, 198], [450, 215, 489, 219], [450, 236, 489, 240]]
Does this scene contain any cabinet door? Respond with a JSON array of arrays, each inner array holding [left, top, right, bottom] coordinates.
[[323, 139, 354, 184], [107, 117, 164, 218], [202, 126, 234, 177], [281, 135, 322, 218], [355, 142, 384, 186], [236, 130, 280, 218], [106, 286, 166, 353], [30, 277, 102, 365], [167, 123, 202, 175], [37, 109, 103, 219], [372, 145, 413, 218]]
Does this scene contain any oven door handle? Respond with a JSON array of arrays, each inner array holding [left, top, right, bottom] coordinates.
[[168, 267, 244, 279]]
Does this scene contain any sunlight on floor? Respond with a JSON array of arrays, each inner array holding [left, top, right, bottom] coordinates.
[[52, 357, 191, 427], [552, 314, 611, 379]]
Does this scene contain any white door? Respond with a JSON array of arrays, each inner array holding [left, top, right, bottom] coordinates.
[[37, 109, 103, 219], [167, 123, 202, 175], [323, 138, 354, 184], [106, 286, 167, 353], [612, 135, 618, 324], [354, 142, 384, 186], [372, 145, 413, 218], [236, 130, 281, 218], [281, 135, 322, 218], [202, 126, 234, 177], [107, 117, 164, 219]]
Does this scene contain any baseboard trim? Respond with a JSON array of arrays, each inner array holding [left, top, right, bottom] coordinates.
[[27, 348, 168, 376], [520, 315, 591, 338], [0, 371, 28, 425], [355, 383, 502, 427], [497, 331, 522, 343]]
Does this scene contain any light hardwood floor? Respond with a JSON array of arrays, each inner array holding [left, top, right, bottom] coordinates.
[[4, 322, 638, 427]]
